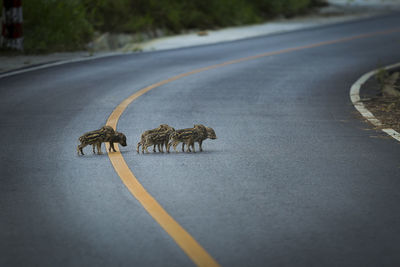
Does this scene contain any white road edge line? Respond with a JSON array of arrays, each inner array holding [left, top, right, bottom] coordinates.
[[350, 62, 400, 142], [0, 52, 125, 79]]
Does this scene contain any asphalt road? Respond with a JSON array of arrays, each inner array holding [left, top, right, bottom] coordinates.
[[1, 13, 400, 267]]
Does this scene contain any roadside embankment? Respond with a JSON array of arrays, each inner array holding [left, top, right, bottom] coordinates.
[[1, 0, 400, 74]]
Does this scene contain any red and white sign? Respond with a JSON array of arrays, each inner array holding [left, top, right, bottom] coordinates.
[[1, 0, 23, 51]]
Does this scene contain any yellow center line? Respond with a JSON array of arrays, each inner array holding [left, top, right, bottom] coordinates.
[[105, 27, 400, 267]]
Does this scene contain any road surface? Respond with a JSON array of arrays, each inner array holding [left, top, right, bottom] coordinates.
[[1, 12, 400, 267]]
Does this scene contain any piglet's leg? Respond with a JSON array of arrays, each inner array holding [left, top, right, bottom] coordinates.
[[97, 143, 103, 155], [191, 140, 196, 153], [77, 144, 86, 155], [109, 142, 116, 152], [173, 141, 179, 152]]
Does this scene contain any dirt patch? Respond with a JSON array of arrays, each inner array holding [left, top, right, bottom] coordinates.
[[360, 70, 400, 133]]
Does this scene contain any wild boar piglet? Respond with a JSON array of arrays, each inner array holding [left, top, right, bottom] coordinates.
[[137, 124, 174, 153], [77, 126, 126, 155]]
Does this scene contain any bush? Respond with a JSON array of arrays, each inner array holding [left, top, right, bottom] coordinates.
[[81, 0, 325, 34], [23, 0, 93, 53]]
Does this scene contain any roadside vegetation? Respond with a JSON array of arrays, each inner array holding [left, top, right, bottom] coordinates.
[[362, 69, 400, 133], [23, 0, 93, 53], [2, 0, 327, 53]]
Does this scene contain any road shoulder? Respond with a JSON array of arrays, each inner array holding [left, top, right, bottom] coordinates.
[[351, 63, 400, 142]]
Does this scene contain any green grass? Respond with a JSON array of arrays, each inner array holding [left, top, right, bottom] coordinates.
[[376, 68, 389, 91]]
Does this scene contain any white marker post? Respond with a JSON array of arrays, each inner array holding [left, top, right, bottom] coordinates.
[[1, 0, 23, 51]]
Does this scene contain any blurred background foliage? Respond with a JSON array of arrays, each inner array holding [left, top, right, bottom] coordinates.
[[82, 0, 326, 33], [9, 0, 326, 53], [23, 0, 93, 53]]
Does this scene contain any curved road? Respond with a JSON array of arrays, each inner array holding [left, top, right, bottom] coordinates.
[[2, 13, 400, 267]]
